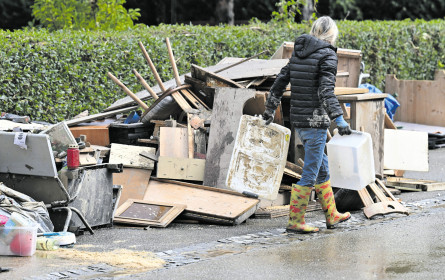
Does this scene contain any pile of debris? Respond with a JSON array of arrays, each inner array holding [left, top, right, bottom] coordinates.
[[2, 38, 436, 239]]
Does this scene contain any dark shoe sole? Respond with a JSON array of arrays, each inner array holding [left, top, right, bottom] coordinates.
[[286, 227, 319, 234], [326, 215, 352, 229]]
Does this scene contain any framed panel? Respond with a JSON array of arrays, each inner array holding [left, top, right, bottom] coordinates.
[[114, 199, 186, 228]]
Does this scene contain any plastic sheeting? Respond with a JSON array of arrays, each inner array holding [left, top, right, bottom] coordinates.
[[0, 183, 54, 233], [359, 83, 400, 120]]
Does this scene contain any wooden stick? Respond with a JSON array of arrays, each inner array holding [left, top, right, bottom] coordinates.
[[107, 72, 149, 111], [132, 69, 159, 100], [187, 113, 195, 159], [138, 41, 166, 92], [165, 38, 182, 87]]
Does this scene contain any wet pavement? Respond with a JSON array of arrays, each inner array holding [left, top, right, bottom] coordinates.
[[1, 148, 445, 279]]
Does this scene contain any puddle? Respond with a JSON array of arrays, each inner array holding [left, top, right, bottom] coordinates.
[[385, 264, 416, 274]]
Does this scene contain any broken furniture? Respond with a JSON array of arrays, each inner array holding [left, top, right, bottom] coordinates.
[[386, 70, 445, 126], [114, 199, 186, 227], [358, 179, 409, 219], [143, 179, 259, 225], [0, 131, 122, 234]]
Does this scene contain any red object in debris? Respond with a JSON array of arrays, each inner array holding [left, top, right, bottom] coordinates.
[[67, 144, 80, 169], [10, 232, 34, 256]]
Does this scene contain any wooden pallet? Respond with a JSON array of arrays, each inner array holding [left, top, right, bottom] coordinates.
[[386, 177, 445, 192]]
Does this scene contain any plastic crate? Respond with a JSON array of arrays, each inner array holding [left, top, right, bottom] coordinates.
[[0, 226, 37, 256]]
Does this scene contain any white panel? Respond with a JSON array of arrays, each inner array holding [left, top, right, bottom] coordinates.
[[226, 115, 291, 200], [384, 129, 429, 172]]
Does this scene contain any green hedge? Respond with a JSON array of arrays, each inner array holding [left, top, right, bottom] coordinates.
[[1, 19, 444, 122]]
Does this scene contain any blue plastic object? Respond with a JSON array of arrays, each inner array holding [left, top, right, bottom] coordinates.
[[359, 83, 400, 120], [124, 111, 140, 124]]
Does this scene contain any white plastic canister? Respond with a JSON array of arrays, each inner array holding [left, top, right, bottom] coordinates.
[[327, 131, 375, 190]]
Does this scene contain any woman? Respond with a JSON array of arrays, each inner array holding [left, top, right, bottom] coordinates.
[[263, 16, 352, 233]]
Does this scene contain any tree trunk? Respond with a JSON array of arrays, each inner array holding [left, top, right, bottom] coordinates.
[[216, 0, 234, 25], [303, 0, 315, 21]]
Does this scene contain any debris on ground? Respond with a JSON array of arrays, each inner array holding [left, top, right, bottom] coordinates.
[[0, 38, 443, 261]]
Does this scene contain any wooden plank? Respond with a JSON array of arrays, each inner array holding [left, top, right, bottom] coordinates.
[[109, 143, 155, 169], [191, 64, 244, 88], [139, 151, 158, 162], [65, 106, 138, 127], [243, 92, 266, 116], [113, 168, 152, 207], [384, 129, 428, 171], [156, 156, 206, 181], [159, 127, 188, 158], [340, 103, 350, 119], [336, 93, 388, 101], [214, 59, 289, 80], [334, 87, 368, 95], [187, 113, 194, 158], [0, 132, 57, 177], [69, 125, 110, 146], [386, 177, 445, 192], [384, 113, 397, 129], [283, 168, 302, 179], [285, 161, 303, 174], [143, 180, 259, 222], [203, 88, 256, 189]]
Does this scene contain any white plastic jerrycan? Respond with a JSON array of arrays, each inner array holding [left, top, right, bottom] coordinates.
[[327, 130, 375, 190]]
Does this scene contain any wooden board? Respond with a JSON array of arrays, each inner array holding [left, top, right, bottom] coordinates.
[[69, 125, 110, 146], [243, 92, 266, 116], [214, 59, 289, 80], [65, 106, 138, 127], [113, 168, 152, 207], [157, 156, 206, 181], [143, 179, 259, 224], [0, 132, 57, 177], [203, 88, 256, 189], [386, 70, 445, 126], [334, 87, 369, 95], [386, 177, 445, 192], [159, 127, 188, 158], [384, 129, 428, 172], [109, 143, 155, 169], [114, 199, 186, 227], [191, 64, 244, 88]]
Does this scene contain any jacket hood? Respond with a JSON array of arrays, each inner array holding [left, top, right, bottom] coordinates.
[[293, 34, 336, 58]]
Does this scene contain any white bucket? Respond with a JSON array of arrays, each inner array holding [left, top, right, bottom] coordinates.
[[327, 131, 375, 190]]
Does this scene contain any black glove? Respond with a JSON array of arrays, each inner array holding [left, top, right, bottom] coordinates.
[[262, 108, 274, 125], [335, 116, 352, 136], [338, 126, 352, 136]]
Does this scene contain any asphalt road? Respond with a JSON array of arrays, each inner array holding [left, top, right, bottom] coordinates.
[[1, 149, 445, 279]]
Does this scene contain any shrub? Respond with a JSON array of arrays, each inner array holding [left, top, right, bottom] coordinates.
[[0, 19, 444, 122]]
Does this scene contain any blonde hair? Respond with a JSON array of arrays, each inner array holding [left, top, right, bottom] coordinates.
[[310, 16, 338, 46]]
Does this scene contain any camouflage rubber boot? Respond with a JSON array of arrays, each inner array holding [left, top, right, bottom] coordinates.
[[286, 184, 319, 233], [315, 180, 351, 229]]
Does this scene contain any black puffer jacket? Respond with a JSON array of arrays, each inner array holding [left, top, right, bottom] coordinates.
[[267, 34, 343, 129]]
